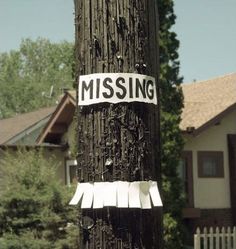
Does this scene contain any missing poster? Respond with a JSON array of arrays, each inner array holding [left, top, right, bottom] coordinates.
[[78, 73, 157, 106]]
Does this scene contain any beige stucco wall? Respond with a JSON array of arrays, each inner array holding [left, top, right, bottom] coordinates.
[[184, 109, 236, 209]]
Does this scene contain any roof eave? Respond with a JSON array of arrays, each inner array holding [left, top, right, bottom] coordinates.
[[181, 102, 236, 136], [36, 92, 76, 144], [0, 144, 68, 150]]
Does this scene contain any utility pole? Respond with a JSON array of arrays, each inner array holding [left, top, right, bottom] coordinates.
[[72, 0, 161, 248]]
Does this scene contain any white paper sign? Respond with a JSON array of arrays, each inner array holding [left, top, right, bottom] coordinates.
[[78, 73, 157, 106], [149, 181, 163, 207], [93, 182, 104, 209], [128, 182, 141, 208], [139, 181, 152, 209], [69, 183, 85, 205], [103, 182, 117, 207], [117, 181, 129, 208], [69, 181, 163, 209], [81, 183, 94, 209]]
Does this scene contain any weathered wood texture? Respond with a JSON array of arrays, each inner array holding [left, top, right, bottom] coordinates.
[[74, 0, 160, 248]]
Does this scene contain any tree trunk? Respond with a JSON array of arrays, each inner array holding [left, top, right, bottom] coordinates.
[[74, 0, 161, 248]]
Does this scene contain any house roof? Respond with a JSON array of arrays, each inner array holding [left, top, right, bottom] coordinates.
[[37, 92, 76, 144], [0, 107, 55, 145], [181, 73, 236, 134]]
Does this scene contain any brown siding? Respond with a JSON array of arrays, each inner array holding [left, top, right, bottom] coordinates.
[[182, 151, 194, 207], [228, 134, 236, 225], [198, 209, 233, 228], [185, 209, 233, 235]]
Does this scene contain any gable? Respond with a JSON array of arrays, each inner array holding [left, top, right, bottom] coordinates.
[[37, 92, 76, 144]]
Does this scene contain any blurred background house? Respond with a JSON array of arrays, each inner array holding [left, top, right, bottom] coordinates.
[[1, 73, 236, 232]]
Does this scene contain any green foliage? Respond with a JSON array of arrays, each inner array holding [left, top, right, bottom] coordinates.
[[0, 2, 185, 247], [0, 38, 74, 119], [0, 149, 80, 249], [158, 0, 185, 248]]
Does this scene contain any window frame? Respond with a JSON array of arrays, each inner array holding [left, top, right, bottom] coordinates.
[[66, 159, 77, 186], [198, 151, 224, 178]]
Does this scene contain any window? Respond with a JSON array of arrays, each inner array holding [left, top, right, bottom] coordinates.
[[198, 151, 224, 178], [66, 160, 77, 186]]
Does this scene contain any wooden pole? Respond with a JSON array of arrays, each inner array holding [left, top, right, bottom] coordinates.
[[74, 0, 161, 248]]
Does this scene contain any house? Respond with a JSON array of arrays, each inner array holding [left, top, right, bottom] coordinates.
[[35, 73, 236, 231], [0, 91, 78, 187], [181, 73, 236, 231], [1, 73, 236, 231], [36, 91, 77, 185], [0, 105, 68, 187]]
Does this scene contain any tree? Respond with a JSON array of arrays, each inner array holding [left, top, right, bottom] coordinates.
[[158, 0, 185, 248], [0, 38, 74, 119], [0, 149, 80, 249]]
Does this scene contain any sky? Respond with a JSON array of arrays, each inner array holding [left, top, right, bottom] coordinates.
[[174, 0, 236, 82], [0, 0, 235, 83], [0, 0, 74, 51]]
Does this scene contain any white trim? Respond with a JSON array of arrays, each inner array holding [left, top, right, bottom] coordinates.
[[5, 116, 51, 145], [69, 181, 163, 209]]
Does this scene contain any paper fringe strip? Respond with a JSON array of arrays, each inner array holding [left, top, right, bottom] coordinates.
[[69, 181, 162, 209]]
